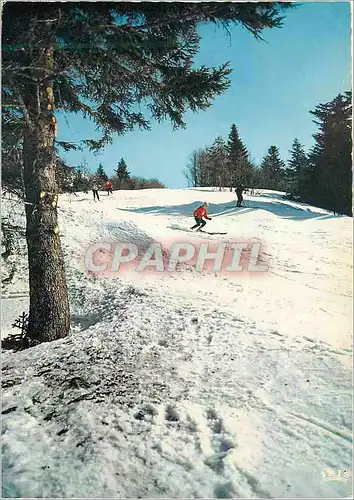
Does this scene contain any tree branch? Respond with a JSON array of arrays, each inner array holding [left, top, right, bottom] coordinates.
[[7, 77, 34, 130]]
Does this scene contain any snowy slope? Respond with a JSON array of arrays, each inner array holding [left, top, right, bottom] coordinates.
[[1, 188, 352, 498]]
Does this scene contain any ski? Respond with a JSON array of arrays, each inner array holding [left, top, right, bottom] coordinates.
[[195, 230, 227, 235]]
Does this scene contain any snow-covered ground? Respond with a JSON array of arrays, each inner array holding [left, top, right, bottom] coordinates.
[[1, 188, 352, 498]]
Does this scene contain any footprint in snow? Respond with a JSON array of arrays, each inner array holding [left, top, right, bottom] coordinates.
[[134, 404, 158, 421], [165, 404, 179, 422], [206, 408, 224, 434], [203, 408, 237, 474]]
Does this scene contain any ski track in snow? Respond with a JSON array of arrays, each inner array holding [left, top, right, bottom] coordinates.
[[1, 188, 352, 498]]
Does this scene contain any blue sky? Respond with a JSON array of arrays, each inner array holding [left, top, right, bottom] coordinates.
[[56, 2, 351, 188]]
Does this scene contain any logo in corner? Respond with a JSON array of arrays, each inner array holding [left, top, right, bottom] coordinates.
[[322, 469, 351, 482]]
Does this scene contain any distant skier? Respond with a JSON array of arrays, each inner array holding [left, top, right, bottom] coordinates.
[[68, 182, 77, 197], [235, 185, 244, 207], [104, 180, 113, 195], [191, 202, 212, 231], [92, 180, 100, 201]]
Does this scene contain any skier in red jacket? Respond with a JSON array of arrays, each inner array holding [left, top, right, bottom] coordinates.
[[191, 202, 212, 230], [104, 181, 113, 195]]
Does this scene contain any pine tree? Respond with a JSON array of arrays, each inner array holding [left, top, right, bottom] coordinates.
[[286, 138, 308, 198], [2, 2, 293, 343], [226, 123, 250, 188], [115, 158, 131, 188], [96, 163, 108, 183], [56, 158, 77, 193], [209, 137, 229, 190], [260, 146, 286, 190], [72, 164, 90, 193], [302, 92, 352, 215]]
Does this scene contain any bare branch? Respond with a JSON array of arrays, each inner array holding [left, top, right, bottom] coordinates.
[[2, 104, 25, 108], [34, 18, 59, 23]]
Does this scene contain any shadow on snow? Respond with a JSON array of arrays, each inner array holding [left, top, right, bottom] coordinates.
[[116, 198, 342, 221]]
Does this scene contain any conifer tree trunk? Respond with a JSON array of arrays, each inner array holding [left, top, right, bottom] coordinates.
[[22, 47, 70, 343]]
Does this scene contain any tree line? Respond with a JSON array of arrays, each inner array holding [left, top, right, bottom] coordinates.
[[56, 158, 165, 194], [2, 122, 166, 196], [185, 91, 352, 216]]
